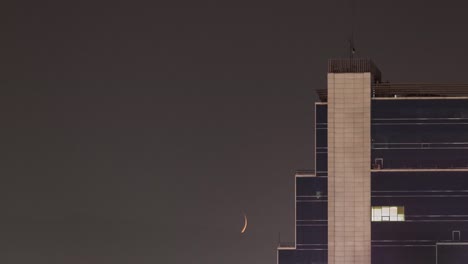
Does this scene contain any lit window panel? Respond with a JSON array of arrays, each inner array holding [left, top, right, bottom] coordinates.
[[372, 207, 382, 222], [390, 206, 398, 221], [371, 206, 405, 222]]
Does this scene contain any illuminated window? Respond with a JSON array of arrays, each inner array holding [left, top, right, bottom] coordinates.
[[372, 206, 404, 222]]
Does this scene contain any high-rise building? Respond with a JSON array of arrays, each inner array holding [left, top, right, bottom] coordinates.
[[277, 59, 468, 264]]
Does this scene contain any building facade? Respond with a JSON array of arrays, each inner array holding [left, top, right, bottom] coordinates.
[[278, 59, 468, 264]]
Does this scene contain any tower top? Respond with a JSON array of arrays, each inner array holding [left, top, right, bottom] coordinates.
[[328, 58, 381, 82]]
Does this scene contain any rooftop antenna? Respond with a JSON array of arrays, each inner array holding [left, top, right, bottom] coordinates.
[[349, 0, 357, 59]]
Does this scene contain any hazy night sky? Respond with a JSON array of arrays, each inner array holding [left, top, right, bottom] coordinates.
[[2, 0, 468, 263]]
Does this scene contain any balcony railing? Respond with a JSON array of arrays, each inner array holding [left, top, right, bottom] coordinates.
[[317, 83, 468, 102]]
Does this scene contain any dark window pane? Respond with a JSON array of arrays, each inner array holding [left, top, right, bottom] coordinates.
[[372, 99, 468, 119], [316, 104, 328, 124]]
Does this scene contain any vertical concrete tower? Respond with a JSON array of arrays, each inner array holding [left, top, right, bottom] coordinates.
[[327, 59, 380, 264]]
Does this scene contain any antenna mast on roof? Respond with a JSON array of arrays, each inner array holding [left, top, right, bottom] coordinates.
[[349, 0, 357, 59]]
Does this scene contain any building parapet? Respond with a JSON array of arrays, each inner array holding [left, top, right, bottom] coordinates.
[[277, 242, 296, 249], [295, 170, 315, 177]]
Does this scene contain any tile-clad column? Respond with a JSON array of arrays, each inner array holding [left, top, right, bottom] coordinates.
[[328, 73, 371, 264]]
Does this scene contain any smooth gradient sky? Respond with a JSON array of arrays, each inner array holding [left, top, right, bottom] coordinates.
[[3, 0, 468, 263]]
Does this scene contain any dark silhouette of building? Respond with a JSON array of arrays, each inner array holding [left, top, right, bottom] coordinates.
[[277, 59, 468, 264]]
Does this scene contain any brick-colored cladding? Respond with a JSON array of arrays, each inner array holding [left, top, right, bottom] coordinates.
[[328, 73, 372, 264]]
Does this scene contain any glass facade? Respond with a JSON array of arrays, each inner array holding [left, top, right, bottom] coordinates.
[[278, 99, 468, 264], [371, 99, 468, 262], [278, 104, 328, 264], [371, 99, 468, 169]]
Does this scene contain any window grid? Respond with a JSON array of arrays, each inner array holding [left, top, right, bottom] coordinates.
[[371, 206, 405, 222]]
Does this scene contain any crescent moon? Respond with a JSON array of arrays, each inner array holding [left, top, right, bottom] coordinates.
[[241, 213, 248, 234]]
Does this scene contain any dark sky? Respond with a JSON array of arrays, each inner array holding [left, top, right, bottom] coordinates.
[[2, 0, 468, 263]]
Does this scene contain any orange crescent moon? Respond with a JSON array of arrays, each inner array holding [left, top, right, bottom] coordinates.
[[241, 213, 248, 234]]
